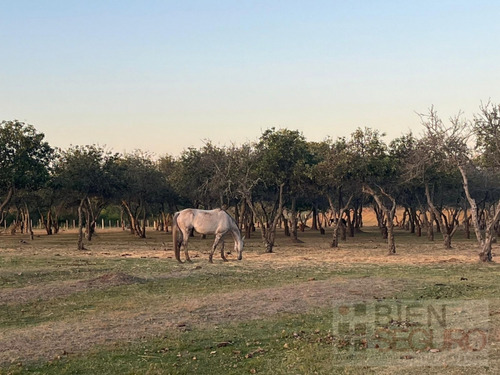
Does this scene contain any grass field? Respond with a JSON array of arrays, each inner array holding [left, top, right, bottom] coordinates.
[[0, 226, 499, 374]]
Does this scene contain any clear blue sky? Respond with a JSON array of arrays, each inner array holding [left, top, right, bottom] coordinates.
[[1, 0, 499, 156]]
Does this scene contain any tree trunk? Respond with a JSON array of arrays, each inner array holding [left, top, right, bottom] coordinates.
[[163, 211, 169, 232], [283, 214, 290, 236], [423, 209, 434, 241], [46, 210, 53, 235], [318, 211, 326, 235], [265, 184, 284, 252], [387, 219, 396, 254], [409, 207, 417, 234], [415, 215, 422, 237], [38, 208, 52, 235], [10, 209, 21, 235], [425, 184, 457, 249], [298, 210, 312, 232], [331, 224, 339, 248], [239, 199, 253, 239], [84, 197, 101, 241], [479, 240, 493, 262], [381, 224, 388, 240], [345, 210, 355, 237], [85, 209, 92, 241], [353, 206, 360, 232], [463, 203, 471, 239], [290, 198, 300, 242], [328, 195, 353, 248], [311, 206, 318, 230], [0, 187, 14, 227], [340, 218, 347, 241], [245, 184, 284, 253], [356, 204, 363, 229], [140, 209, 147, 238], [443, 233, 452, 249], [238, 199, 246, 232], [52, 213, 60, 234], [120, 207, 126, 231], [77, 198, 86, 250], [122, 201, 137, 235], [234, 202, 240, 228], [23, 202, 34, 240], [363, 185, 397, 254], [373, 204, 386, 238], [245, 207, 253, 239], [401, 208, 408, 229], [459, 165, 500, 262]]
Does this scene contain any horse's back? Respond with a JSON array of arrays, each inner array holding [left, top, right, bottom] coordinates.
[[177, 208, 230, 234]]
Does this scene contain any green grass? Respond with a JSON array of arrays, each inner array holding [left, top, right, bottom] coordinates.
[[1, 309, 337, 375], [3, 302, 497, 375]]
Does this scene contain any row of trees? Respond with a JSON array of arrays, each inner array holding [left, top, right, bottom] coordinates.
[[1, 102, 500, 261]]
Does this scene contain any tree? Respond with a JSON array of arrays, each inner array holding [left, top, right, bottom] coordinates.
[[0, 120, 52, 227], [33, 178, 66, 236], [345, 128, 401, 253], [280, 132, 314, 243], [413, 108, 466, 249], [246, 128, 309, 253], [362, 185, 397, 254], [156, 154, 180, 231], [119, 151, 168, 238], [460, 102, 500, 261], [389, 133, 422, 235], [312, 138, 353, 247], [169, 147, 217, 209], [340, 128, 390, 237], [229, 143, 260, 238], [53, 145, 120, 249]]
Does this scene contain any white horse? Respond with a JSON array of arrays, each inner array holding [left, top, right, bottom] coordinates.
[[172, 208, 244, 263]]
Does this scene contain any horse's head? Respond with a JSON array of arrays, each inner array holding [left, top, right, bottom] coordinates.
[[236, 236, 245, 260]]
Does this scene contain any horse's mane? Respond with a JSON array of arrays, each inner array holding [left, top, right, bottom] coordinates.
[[219, 207, 242, 236]]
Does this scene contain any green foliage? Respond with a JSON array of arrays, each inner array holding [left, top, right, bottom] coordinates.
[[118, 151, 175, 229], [347, 127, 394, 185], [52, 145, 121, 201], [0, 120, 53, 192], [167, 143, 233, 208], [474, 102, 500, 169], [255, 128, 311, 188]]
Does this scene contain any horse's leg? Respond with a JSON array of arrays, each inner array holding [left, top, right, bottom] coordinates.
[[210, 234, 223, 263], [181, 229, 192, 262], [176, 237, 184, 263], [184, 240, 192, 262], [220, 240, 228, 261]]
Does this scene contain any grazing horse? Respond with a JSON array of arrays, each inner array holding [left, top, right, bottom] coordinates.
[[172, 208, 244, 263]]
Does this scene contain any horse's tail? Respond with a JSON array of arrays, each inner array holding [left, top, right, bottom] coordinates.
[[172, 212, 182, 263]]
